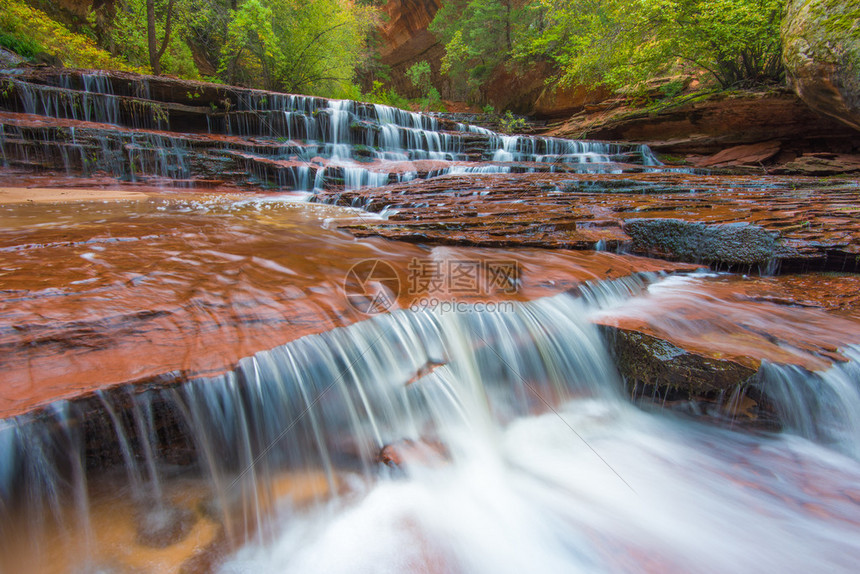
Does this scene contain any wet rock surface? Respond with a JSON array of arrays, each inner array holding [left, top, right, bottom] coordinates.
[[771, 153, 860, 176], [0, 179, 701, 419], [591, 272, 860, 424], [623, 219, 786, 266], [316, 171, 860, 272], [593, 272, 860, 397], [551, 89, 860, 162], [135, 504, 198, 548], [0, 48, 24, 68], [600, 325, 758, 395]]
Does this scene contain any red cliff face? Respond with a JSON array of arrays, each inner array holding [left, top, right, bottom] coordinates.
[[376, 0, 446, 98], [375, 1, 606, 115]]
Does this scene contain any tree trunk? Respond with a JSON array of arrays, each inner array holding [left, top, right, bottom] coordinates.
[[146, 0, 176, 76], [146, 0, 160, 75]]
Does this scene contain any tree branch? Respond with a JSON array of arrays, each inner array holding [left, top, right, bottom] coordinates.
[[156, 0, 176, 61], [283, 21, 349, 81]]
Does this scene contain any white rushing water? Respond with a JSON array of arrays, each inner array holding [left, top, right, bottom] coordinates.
[[1, 73, 666, 191], [216, 298, 860, 573], [221, 409, 860, 574], [202, 287, 860, 574], [1, 275, 860, 572]]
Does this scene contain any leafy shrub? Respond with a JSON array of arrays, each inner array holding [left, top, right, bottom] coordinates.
[[0, 0, 140, 71], [659, 79, 687, 100], [499, 110, 527, 134]]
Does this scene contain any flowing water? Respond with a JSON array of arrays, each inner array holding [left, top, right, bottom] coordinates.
[[0, 70, 859, 573], [0, 70, 665, 193], [2, 210, 859, 572]]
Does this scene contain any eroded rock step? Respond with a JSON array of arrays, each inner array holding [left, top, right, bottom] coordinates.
[[0, 68, 662, 197], [316, 171, 860, 273], [590, 272, 860, 424], [0, 186, 703, 419]]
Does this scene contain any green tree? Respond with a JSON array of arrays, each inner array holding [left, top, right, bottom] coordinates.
[[145, 0, 175, 75], [430, 0, 522, 101], [517, 0, 783, 90], [407, 60, 442, 110], [182, 0, 234, 77], [219, 0, 378, 96], [406, 60, 432, 94], [0, 0, 140, 70], [106, 0, 199, 77]]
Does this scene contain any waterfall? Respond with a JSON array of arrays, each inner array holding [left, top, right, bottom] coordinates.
[[0, 70, 665, 192], [757, 345, 860, 457], [0, 294, 617, 552], [3, 284, 860, 567], [3, 69, 860, 571]]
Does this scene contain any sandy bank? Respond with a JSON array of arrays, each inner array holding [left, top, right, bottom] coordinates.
[[0, 187, 148, 204]]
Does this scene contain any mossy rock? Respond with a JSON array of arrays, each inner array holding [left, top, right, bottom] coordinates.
[[623, 218, 793, 267], [782, 0, 860, 131], [600, 326, 758, 397]]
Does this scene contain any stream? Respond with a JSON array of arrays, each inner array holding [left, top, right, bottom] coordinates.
[[0, 69, 859, 573]]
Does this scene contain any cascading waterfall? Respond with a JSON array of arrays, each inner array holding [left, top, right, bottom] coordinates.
[[2, 279, 860, 572], [0, 70, 666, 192], [756, 345, 860, 458], [0, 292, 617, 567], [2, 69, 860, 572]]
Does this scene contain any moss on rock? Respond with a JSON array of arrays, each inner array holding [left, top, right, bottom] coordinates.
[[600, 326, 758, 397], [623, 218, 794, 267]]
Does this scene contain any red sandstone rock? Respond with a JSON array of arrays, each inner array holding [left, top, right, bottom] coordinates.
[[771, 154, 860, 176], [482, 62, 612, 117], [0, 176, 696, 418], [377, 439, 448, 468], [783, 0, 860, 132], [594, 273, 860, 374], [376, 0, 445, 98], [551, 89, 860, 158], [318, 171, 860, 270], [697, 141, 782, 167]]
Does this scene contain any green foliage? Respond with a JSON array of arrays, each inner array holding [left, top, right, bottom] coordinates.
[[659, 78, 687, 99], [338, 80, 413, 109], [499, 110, 527, 133], [0, 31, 43, 58], [406, 61, 432, 94], [482, 104, 496, 114], [0, 0, 140, 70], [366, 80, 410, 108], [422, 87, 446, 111], [106, 0, 200, 78], [219, 0, 378, 97], [183, 0, 233, 74], [431, 0, 521, 101], [517, 0, 784, 90], [407, 60, 443, 110], [429, 0, 783, 101]]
